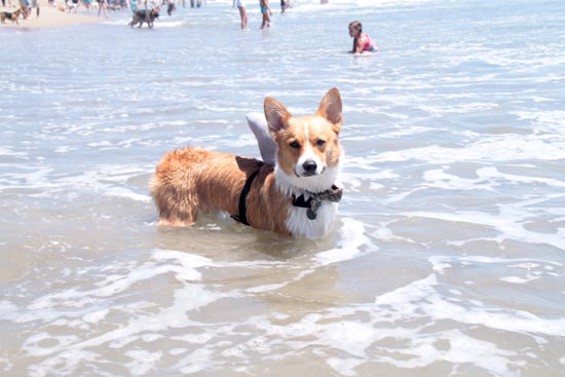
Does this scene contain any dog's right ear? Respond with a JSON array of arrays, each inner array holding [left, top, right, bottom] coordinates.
[[264, 97, 292, 138]]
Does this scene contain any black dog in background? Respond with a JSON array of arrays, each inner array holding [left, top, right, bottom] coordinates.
[[128, 8, 159, 29]]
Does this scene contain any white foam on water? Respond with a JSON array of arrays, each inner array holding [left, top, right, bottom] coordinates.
[[125, 350, 163, 376], [103, 186, 152, 202], [16, 250, 234, 375], [375, 133, 565, 163], [277, 0, 432, 12], [379, 329, 521, 375], [234, 265, 542, 376], [9, 235, 562, 377], [154, 20, 189, 28], [316, 217, 371, 266], [514, 110, 565, 133], [422, 168, 494, 191], [0, 165, 55, 191], [402, 208, 565, 251], [499, 275, 538, 284], [247, 217, 372, 294], [82, 309, 110, 325], [0, 146, 28, 158], [47, 165, 149, 198]]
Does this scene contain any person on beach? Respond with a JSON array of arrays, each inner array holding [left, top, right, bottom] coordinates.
[[348, 20, 378, 54], [19, 0, 31, 18], [233, 0, 247, 30], [164, 0, 175, 15], [97, 0, 107, 17], [66, 0, 79, 13], [259, 0, 271, 29], [31, 0, 39, 17], [280, 0, 288, 13]]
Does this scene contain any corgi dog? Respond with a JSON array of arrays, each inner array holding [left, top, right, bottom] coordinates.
[[151, 88, 344, 239]]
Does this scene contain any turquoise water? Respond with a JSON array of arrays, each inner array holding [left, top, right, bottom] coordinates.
[[1, 0, 564, 375]]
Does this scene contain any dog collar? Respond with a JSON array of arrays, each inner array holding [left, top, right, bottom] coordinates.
[[292, 185, 343, 220]]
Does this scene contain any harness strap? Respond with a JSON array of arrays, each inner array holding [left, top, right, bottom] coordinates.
[[231, 168, 261, 226]]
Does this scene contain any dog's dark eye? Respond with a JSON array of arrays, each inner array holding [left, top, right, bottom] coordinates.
[[316, 139, 326, 147], [289, 141, 301, 149]]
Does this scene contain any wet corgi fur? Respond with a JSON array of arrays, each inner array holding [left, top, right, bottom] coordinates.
[[150, 88, 344, 239]]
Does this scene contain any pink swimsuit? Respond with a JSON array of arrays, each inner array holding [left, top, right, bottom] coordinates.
[[360, 33, 376, 52]]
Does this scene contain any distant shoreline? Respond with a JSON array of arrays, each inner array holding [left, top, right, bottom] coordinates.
[[1, 1, 104, 30]]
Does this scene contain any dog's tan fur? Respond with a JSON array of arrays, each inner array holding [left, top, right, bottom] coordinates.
[[151, 149, 292, 232], [150, 88, 343, 238], [1, 8, 23, 24]]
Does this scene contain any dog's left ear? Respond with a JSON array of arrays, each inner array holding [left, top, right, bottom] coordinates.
[[264, 97, 292, 138], [316, 88, 342, 133]]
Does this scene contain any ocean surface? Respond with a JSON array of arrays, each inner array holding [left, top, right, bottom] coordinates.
[[1, 0, 564, 375]]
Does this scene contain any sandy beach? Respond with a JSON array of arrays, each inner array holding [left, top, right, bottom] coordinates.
[[1, 1, 103, 29]]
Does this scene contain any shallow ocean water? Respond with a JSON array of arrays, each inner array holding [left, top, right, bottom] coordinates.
[[1, 0, 564, 375]]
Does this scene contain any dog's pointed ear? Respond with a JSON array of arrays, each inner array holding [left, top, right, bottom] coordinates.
[[264, 97, 292, 138], [316, 88, 342, 132]]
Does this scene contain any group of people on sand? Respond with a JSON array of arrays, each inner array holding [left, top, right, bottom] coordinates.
[[79, 0, 109, 18], [6, 0, 122, 19], [64, 0, 134, 17], [63, 0, 180, 18]]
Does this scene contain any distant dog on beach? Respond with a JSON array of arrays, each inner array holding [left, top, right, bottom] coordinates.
[[128, 8, 160, 29], [0, 8, 23, 24], [65, 0, 80, 13], [150, 88, 344, 239]]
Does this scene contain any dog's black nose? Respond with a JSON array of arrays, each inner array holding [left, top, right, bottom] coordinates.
[[303, 160, 317, 174]]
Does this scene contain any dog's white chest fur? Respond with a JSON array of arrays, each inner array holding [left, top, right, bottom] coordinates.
[[286, 201, 338, 239], [274, 161, 342, 239]]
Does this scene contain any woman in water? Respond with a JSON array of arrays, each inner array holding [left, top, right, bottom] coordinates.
[[348, 20, 379, 54], [233, 0, 247, 30], [260, 0, 272, 29]]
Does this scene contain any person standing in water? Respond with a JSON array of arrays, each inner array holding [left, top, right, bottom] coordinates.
[[233, 0, 247, 30], [348, 20, 378, 54], [97, 0, 108, 17], [280, 0, 288, 13], [259, 0, 272, 29]]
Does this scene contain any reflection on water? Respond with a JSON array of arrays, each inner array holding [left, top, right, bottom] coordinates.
[[1, 0, 564, 376]]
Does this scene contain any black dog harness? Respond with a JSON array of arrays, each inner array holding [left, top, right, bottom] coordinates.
[[230, 169, 261, 226], [231, 167, 343, 226]]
